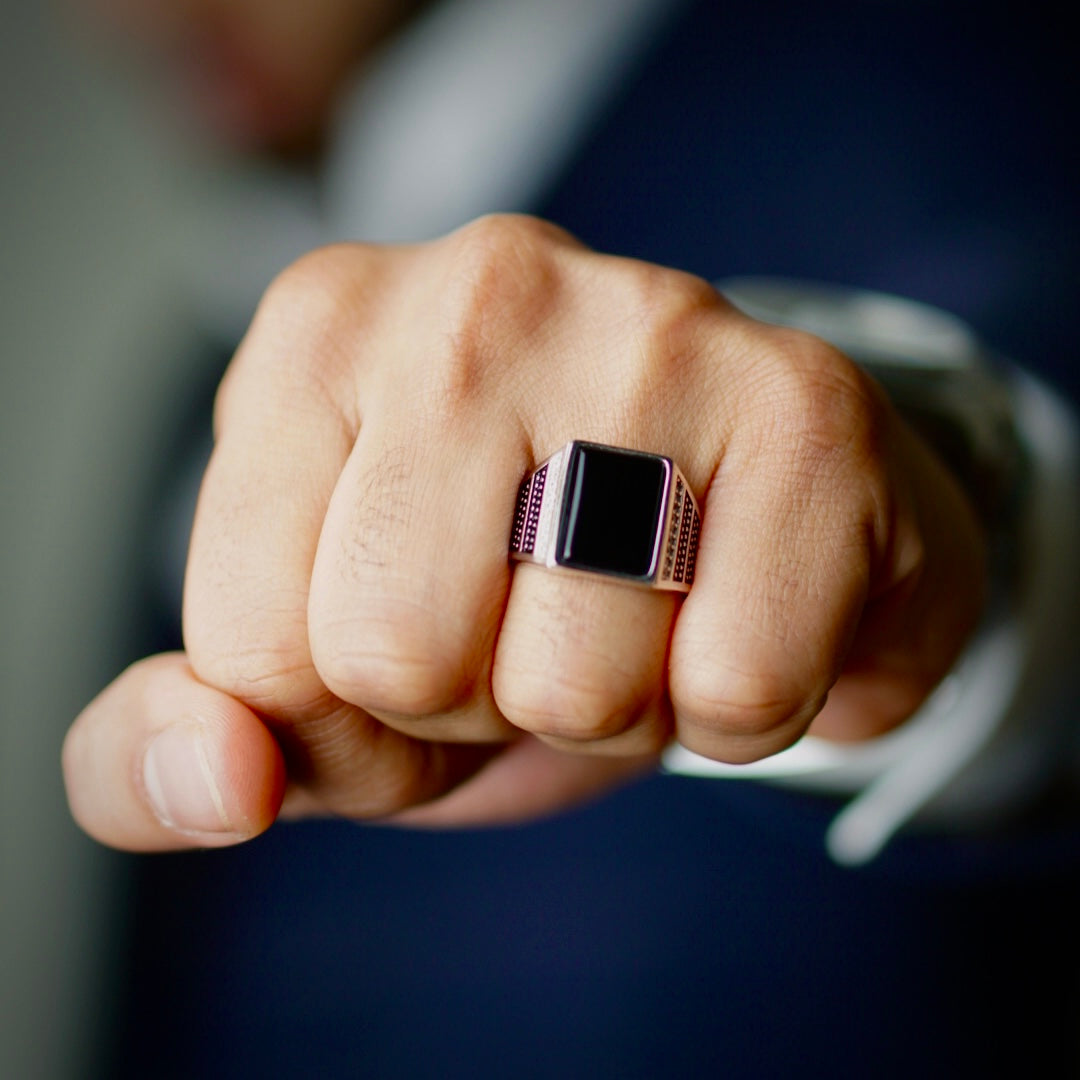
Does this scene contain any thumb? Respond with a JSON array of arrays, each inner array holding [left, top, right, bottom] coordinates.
[[63, 652, 285, 851]]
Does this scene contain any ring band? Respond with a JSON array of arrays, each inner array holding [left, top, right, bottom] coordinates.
[[509, 441, 701, 591]]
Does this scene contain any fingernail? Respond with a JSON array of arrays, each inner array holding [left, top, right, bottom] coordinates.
[[143, 725, 235, 834]]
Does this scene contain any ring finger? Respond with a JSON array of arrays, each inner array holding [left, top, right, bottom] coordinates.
[[493, 440, 699, 755]]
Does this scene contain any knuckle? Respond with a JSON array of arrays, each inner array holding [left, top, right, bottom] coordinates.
[[599, 262, 725, 435], [673, 659, 813, 744], [259, 242, 375, 326], [450, 212, 574, 268], [445, 214, 564, 296], [312, 611, 467, 717], [747, 330, 887, 472], [626, 264, 723, 363], [495, 664, 637, 742], [215, 243, 374, 431], [186, 608, 326, 717], [431, 215, 567, 404]]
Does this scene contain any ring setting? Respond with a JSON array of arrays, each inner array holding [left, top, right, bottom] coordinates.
[[509, 441, 701, 591]]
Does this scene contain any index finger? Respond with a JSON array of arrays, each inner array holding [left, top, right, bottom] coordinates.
[[184, 245, 489, 816]]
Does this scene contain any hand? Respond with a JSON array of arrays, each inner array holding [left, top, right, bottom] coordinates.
[[62, 215, 986, 851]]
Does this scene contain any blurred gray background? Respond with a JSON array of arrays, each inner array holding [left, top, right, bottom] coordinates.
[[1, 7, 205, 1075]]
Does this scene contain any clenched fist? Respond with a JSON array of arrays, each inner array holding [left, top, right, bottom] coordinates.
[[63, 215, 985, 850]]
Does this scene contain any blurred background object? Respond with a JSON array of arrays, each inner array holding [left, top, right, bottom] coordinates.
[[0, 7, 202, 1076]]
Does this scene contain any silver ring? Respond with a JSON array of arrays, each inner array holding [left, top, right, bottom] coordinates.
[[509, 441, 701, 592]]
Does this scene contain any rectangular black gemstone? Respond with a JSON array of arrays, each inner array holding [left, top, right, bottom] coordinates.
[[556, 443, 668, 579]]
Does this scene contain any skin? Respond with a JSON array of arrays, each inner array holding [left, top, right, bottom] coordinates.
[[62, 215, 987, 851]]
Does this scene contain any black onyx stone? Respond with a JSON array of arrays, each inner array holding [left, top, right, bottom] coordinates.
[[556, 443, 668, 579]]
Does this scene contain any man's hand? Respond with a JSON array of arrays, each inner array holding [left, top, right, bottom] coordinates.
[[62, 215, 986, 851]]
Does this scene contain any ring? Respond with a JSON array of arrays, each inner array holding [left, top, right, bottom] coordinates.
[[509, 441, 701, 591]]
